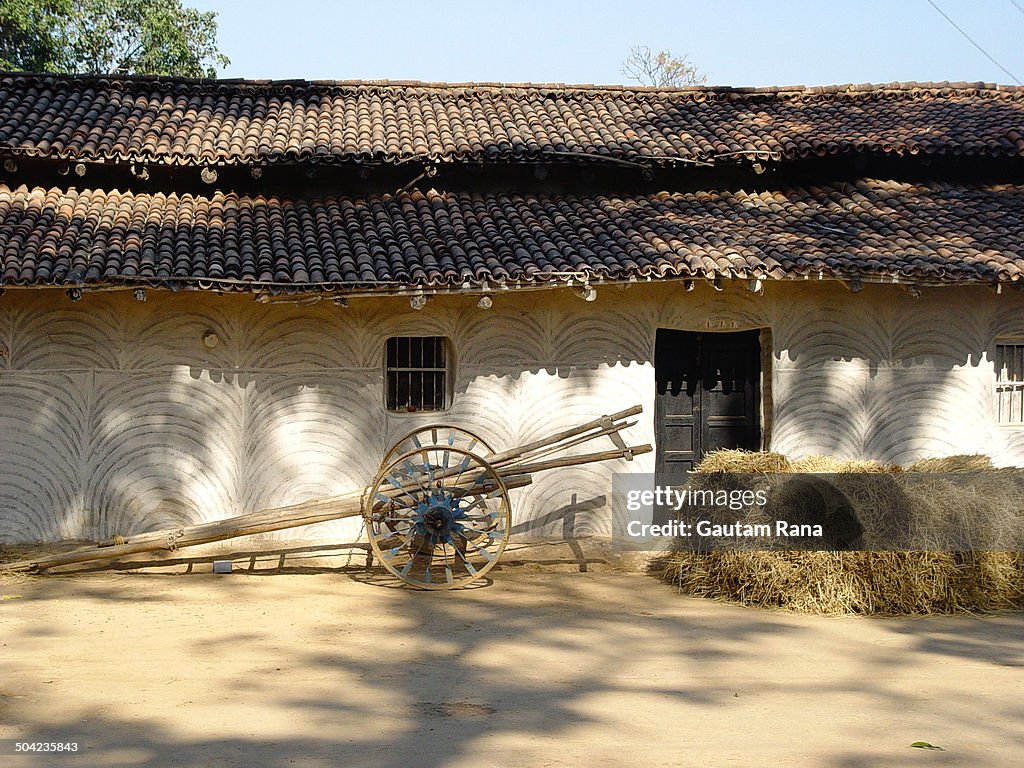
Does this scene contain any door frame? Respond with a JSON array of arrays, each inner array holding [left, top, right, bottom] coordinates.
[[653, 327, 769, 477]]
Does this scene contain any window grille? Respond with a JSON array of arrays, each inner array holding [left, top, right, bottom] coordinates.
[[385, 336, 448, 412], [996, 343, 1024, 424]]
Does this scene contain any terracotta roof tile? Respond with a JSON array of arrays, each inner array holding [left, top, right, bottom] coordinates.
[[1, 75, 1023, 166], [0, 180, 1020, 291]]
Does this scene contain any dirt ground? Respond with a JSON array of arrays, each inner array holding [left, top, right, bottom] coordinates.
[[1, 546, 1022, 768]]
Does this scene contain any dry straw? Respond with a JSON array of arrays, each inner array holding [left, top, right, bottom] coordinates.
[[909, 454, 995, 472], [658, 451, 1024, 615], [693, 449, 792, 474], [0, 545, 45, 583], [659, 551, 1024, 616]]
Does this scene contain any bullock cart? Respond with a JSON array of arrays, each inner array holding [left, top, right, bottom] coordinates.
[[5, 406, 649, 589]]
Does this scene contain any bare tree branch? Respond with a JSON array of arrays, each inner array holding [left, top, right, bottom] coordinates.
[[621, 45, 707, 88]]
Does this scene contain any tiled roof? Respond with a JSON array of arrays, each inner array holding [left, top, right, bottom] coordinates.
[[0, 180, 1021, 291], [1, 74, 1023, 167]]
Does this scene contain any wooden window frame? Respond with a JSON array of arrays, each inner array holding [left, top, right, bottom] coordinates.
[[995, 340, 1024, 426], [384, 336, 451, 413]]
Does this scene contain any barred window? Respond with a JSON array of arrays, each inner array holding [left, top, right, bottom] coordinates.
[[385, 337, 449, 412], [996, 343, 1024, 424]]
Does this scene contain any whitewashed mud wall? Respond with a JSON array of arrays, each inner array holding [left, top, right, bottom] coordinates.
[[1, 281, 1023, 543]]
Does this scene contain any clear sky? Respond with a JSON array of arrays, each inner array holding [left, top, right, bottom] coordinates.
[[192, 0, 1024, 87]]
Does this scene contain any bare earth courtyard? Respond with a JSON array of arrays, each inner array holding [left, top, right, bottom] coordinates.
[[1, 564, 1022, 767]]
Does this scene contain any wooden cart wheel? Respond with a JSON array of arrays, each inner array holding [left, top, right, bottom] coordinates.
[[364, 446, 511, 590], [379, 425, 495, 471]]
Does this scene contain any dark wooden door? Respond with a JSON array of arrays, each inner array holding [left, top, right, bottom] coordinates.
[[655, 329, 761, 486]]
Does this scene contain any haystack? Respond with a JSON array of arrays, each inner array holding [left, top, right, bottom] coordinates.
[[659, 551, 1024, 616], [661, 451, 1024, 615], [701, 451, 901, 474]]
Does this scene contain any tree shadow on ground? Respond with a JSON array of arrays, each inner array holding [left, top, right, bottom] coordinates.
[[1, 570, 1023, 767]]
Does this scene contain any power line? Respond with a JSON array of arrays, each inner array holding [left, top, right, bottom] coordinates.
[[926, 0, 1022, 85], [1010, 0, 1024, 18]]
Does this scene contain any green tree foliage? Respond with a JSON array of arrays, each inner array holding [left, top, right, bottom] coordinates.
[[0, 0, 69, 72], [621, 45, 706, 88], [0, 0, 229, 77]]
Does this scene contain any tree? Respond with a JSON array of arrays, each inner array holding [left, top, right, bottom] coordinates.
[[621, 45, 706, 88], [66, 0, 229, 77], [0, 0, 229, 78], [0, 0, 69, 72]]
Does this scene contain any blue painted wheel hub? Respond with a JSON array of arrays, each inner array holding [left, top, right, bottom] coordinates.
[[413, 490, 467, 545]]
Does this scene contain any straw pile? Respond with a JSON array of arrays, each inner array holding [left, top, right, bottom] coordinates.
[[790, 455, 902, 473], [660, 551, 1024, 616], [909, 454, 994, 472], [658, 451, 1024, 615], [692, 449, 793, 474]]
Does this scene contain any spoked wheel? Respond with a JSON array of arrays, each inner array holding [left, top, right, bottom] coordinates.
[[379, 425, 495, 471], [364, 446, 511, 590]]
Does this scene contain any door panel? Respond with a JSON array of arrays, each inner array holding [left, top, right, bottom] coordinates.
[[654, 330, 699, 486], [655, 329, 761, 512]]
